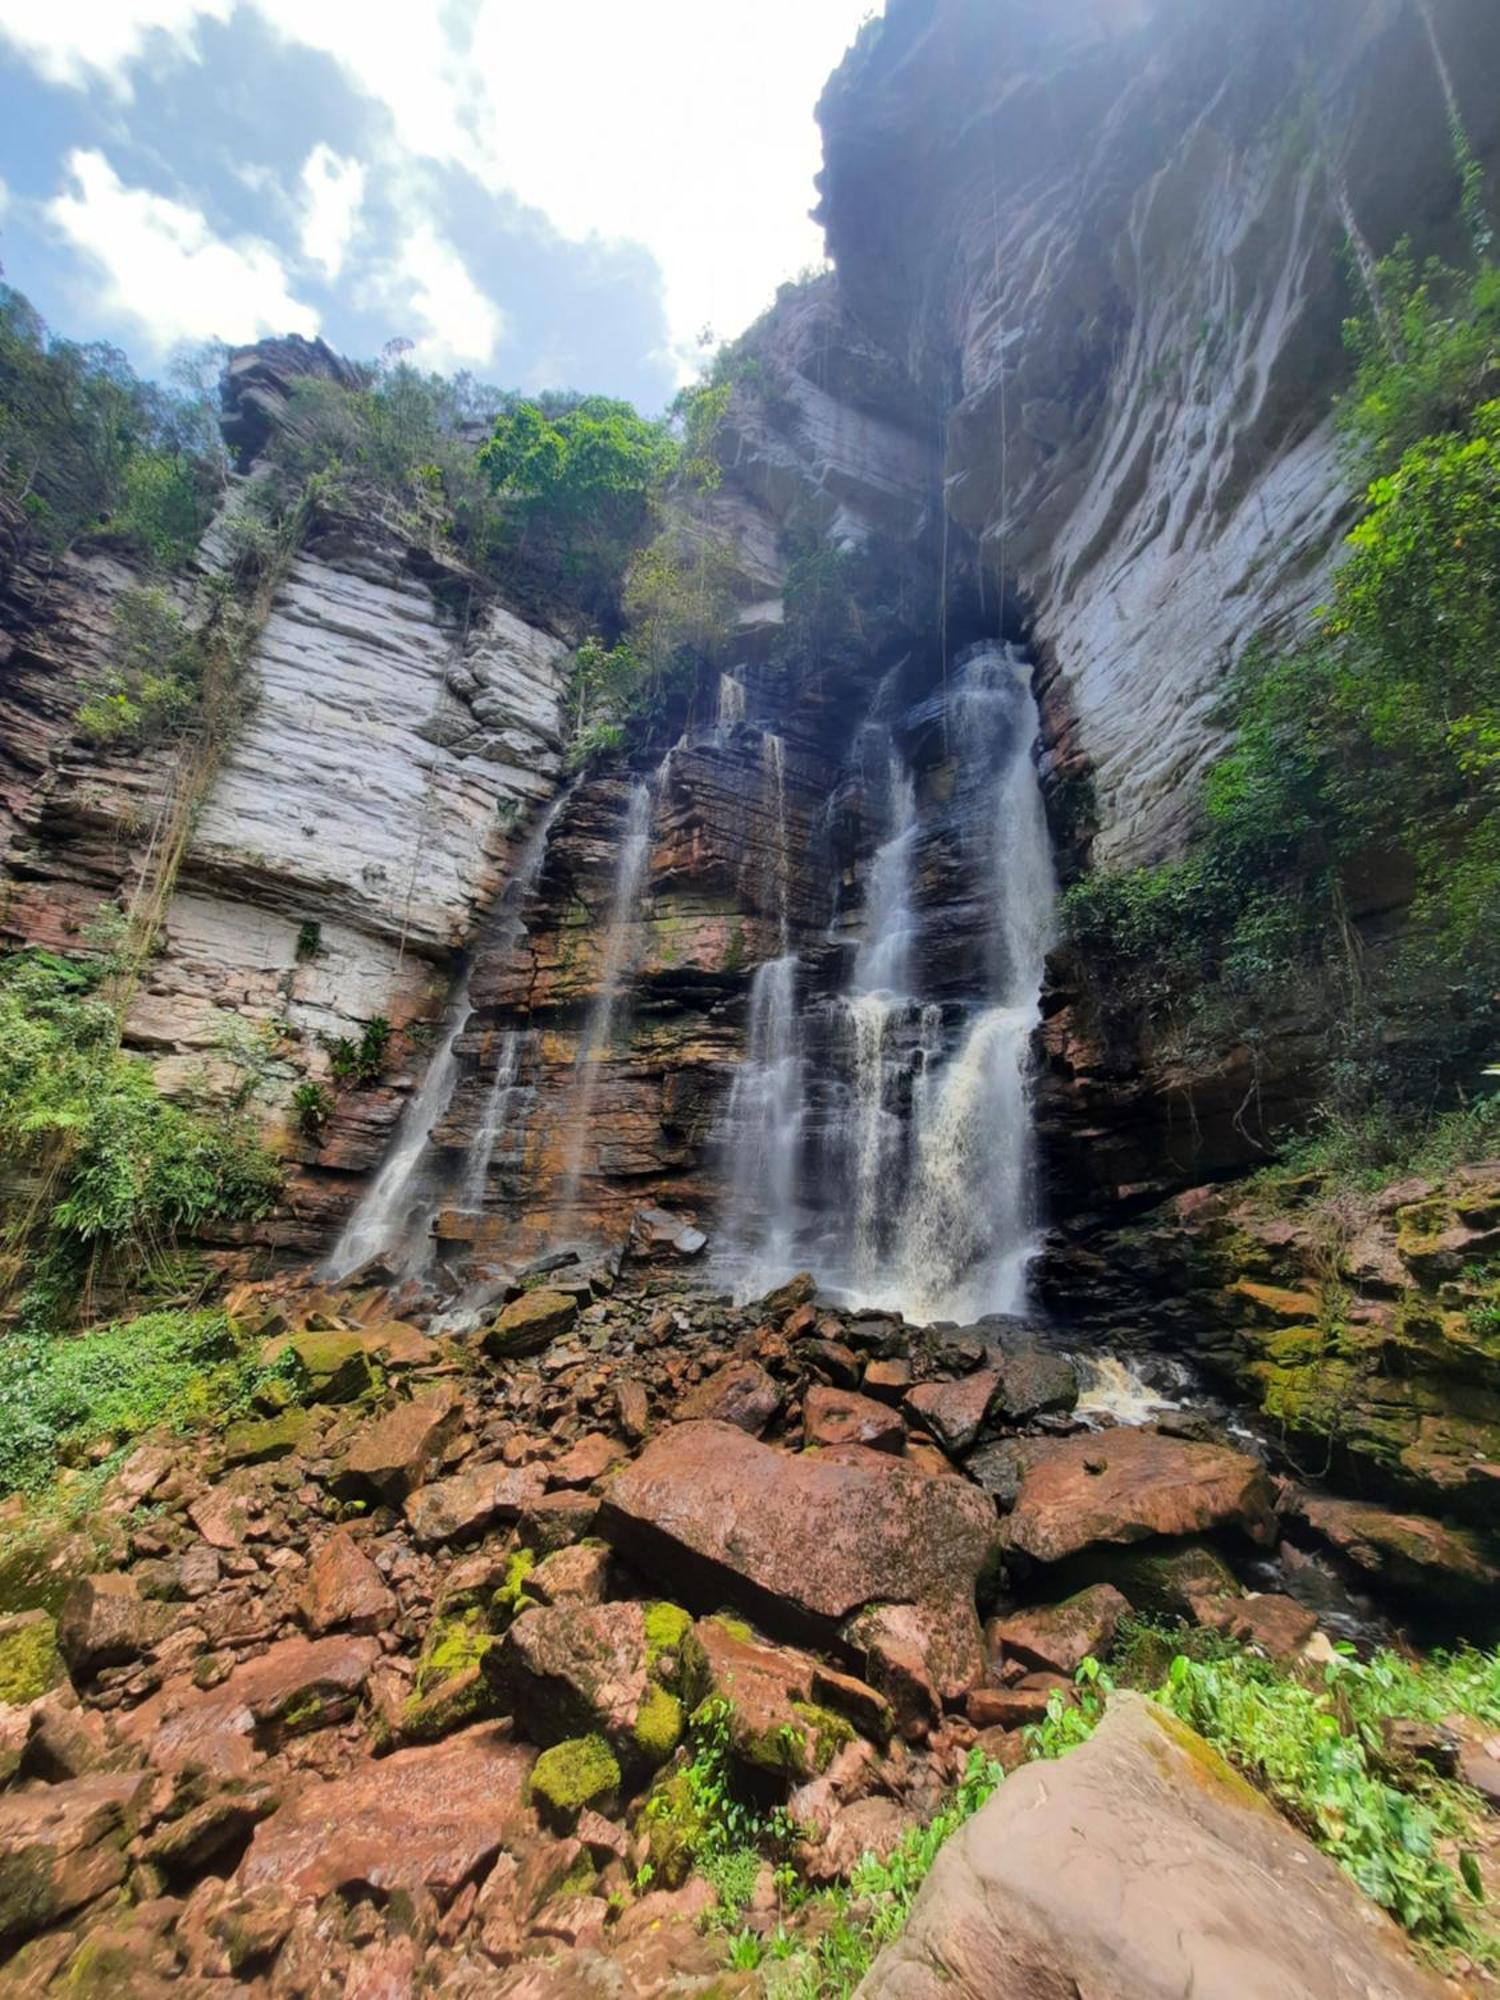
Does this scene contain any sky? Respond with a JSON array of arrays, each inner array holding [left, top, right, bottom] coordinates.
[[0, 0, 881, 412]]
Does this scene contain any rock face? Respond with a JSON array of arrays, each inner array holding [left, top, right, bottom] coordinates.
[[818, 0, 1500, 869], [857, 1693, 1447, 1999]]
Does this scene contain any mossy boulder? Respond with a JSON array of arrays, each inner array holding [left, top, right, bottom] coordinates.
[[484, 1290, 578, 1359], [631, 1682, 684, 1765], [529, 1734, 620, 1828], [490, 1599, 682, 1768], [269, 1331, 378, 1405], [223, 1409, 310, 1467], [0, 1610, 64, 1705], [683, 1616, 864, 1782]]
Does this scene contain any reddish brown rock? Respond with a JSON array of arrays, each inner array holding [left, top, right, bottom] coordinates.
[[804, 1385, 905, 1454], [966, 1682, 1061, 1731], [675, 1359, 782, 1435], [1292, 1492, 1500, 1608], [611, 1378, 650, 1443], [841, 1598, 984, 1739], [1194, 1592, 1319, 1663], [988, 1584, 1130, 1677], [999, 1429, 1277, 1566], [600, 1421, 996, 1652], [905, 1373, 999, 1455], [490, 1602, 661, 1758], [857, 1693, 1448, 1999], [404, 1462, 547, 1548], [237, 1722, 535, 1903], [528, 1543, 612, 1607], [299, 1531, 397, 1636], [686, 1617, 875, 1781], [485, 1291, 579, 1359], [862, 1358, 913, 1403], [0, 1771, 150, 1944], [56, 1574, 165, 1679], [517, 1491, 600, 1552], [548, 1433, 623, 1489], [334, 1389, 465, 1503], [120, 1634, 380, 1776]]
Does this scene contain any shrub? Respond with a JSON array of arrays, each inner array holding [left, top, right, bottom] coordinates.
[[75, 588, 202, 747], [0, 1307, 290, 1497], [0, 949, 283, 1308], [323, 1017, 391, 1087]]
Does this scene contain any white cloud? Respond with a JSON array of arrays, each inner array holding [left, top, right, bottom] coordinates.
[[299, 144, 364, 280], [377, 221, 505, 374], [246, 0, 872, 377], [0, 0, 229, 90], [45, 148, 318, 350]]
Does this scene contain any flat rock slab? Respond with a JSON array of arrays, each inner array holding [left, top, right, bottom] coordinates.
[[999, 1427, 1277, 1565], [120, 1634, 379, 1776], [857, 1693, 1447, 2000], [1293, 1491, 1500, 1607], [334, 1388, 465, 1503], [237, 1721, 535, 1904], [404, 1462, 547, 1548], [0, 1771, 151, 1945], [599, 1420, 996, 1645]]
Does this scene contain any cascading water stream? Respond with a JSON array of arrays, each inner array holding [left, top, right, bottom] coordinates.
[[717, 639, 1055, 1321], [325, 792, 566, 1280], [556, 775, 656, 1220]]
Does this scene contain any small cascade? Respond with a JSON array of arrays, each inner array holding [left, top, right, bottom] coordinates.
[[556, 775, 656, 1219], [717, 673, 747, 730], [326, 793, 566, 1281], [718, 952, 805, 1293], [762, 731, 791, 950], [327, 973, 474, 1280], [459, 1028, 528, 1211]]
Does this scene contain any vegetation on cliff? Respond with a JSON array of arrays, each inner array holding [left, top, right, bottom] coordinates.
[[0, 283, 222, 565], [1065, 224, 1500, 1158], [0, 950, 283, 1325]]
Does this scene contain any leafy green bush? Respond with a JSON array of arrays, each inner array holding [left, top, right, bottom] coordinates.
[[0, 283, 221, 564], [0, 950, 283, 1307], [0, 1307, 290, 1496], [74, 588, 202, 747], [322, 1016, 391, 1087]]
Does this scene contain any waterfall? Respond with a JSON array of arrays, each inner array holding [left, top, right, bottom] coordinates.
[[763, 731, 791, 950], [325, 793, 565, 1281], [718, 952, 805, 1295], [556, 776, 656, 1218], [459, 1028, 528, 1211], [716, 639, 1055, 1323], [326, 973, 475, 1281], [888, 647, 1056, 1318], [717, 673, 747, 730]]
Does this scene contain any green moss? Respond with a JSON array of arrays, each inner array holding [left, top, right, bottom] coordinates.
[[643, 1599, 693, 1667], [632, 1683, 684, 1766], [491, 1547, 538, 1628], [0, 1610, 63, 1703], [222, 1409, 309, 1466], [530, 1734, 621, 1826], [638, 1768, 706, 1889], [789, 1700, 855, 1774], [557, 1850, 598, 1899], [396, 1664, 499, 1745], [416, 1609, 494, 1696], [709, 1613, 753, 1645]]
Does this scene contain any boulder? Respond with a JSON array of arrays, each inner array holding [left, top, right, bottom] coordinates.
[[1292, 1492, 1500, 1611], [675, 1359, 782, 1435], [237, 1722, 534, 1902], [988, 1583, 1131, 1677], [904, 1372, 998, 1453], [528, 1543, 612, 1607], [56, 1575, 165, 1680], [0, 1771, 150, 1945], [490, 1602, 681, 1768], [485, 1290, 579, 1359], [530, 1736, 621, 1829], [998, 1429, 1277, 1565], [862, 1358, 913, 1403], [120, 1634, 380, 1776], [684, 1616, 878, 1781], [1195, 1592, 1319, 1663], [333, 1387, 465, 1503], [548, 1433, 623, 1488], [992, 1346, 1079, 1421], [855, 1694, 1447, 1999], [268, 1329, 378, 1404], [803, 1385, 905, 1454], [299, 1531, 397, 1635], [403, 1462, 547, 1548], [222, 1409, 311, 1467], [599, 1421, 997, 1654], [840, 1598, 984, 1737], [629, 1207, 708, 1259]]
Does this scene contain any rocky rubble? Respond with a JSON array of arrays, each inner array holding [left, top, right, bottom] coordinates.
[[0, 1249, 1480, 1995]]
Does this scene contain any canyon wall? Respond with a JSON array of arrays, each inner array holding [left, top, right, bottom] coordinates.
[[3, 0, 1498, 1275]]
